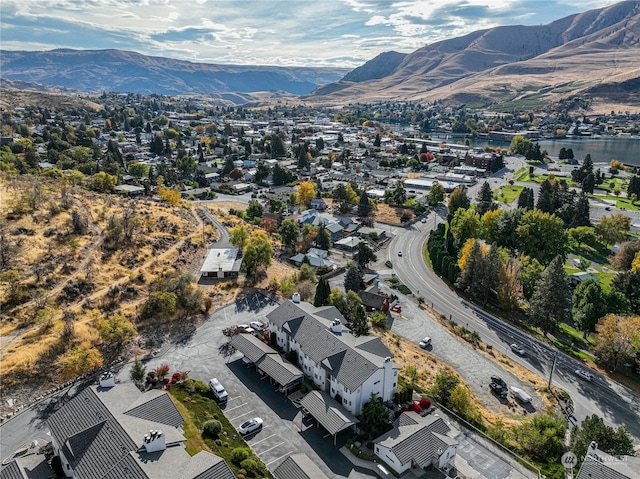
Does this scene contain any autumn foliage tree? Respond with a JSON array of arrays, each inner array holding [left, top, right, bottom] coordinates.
[[296, 181, 315, 210], [593, 314, 640, 371]]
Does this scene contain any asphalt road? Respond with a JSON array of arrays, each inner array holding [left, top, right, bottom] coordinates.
[[387, 203, 640, 443]]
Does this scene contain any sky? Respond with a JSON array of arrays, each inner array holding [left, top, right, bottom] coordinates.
[[0, 0, 622, 69]]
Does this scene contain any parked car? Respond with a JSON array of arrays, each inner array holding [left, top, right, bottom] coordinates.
[[418, 337, 432, 349], [510, 343, 526, 356], [421, 218, 427, 223], [510, 386, 532, 403], [238, 417, 263, 435], [489, 382, 508, 398], [391, 304, 402, 313], [574, 369, 594, 381], [490, 375, 507, 389], [397, 251, 403, 256], [250, 321, 264, 331], [209, 378, 228, 402], [237, 324, 256, 334]]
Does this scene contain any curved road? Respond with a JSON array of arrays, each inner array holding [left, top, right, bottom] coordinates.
[[387, 209, 640, 443]]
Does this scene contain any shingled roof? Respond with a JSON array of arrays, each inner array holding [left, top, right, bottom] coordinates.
[[230, 333, 302, 386], [273, 454, 329, 479], [267, 301, 395, 392], [299, 391, 358, 436], [46, 383, 234, 479], [375, 412, 457, 469]]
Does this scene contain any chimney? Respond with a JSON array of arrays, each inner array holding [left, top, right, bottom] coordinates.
[[99, 371, 116, 388], [143, 430, 165, 453], [330, 319, 342, 334], [292, 292, 301, 303]]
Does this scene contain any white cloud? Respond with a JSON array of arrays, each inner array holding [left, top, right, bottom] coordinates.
[[0, 0, 626, 68]]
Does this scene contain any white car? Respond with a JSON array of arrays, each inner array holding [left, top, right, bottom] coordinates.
[[238, 417, 263, 435], [419, 337, 432, 349], [250, 321, 264, 331], [397, 251, 402, 256], [209, 378, 228, 402], [574, 369, 594, 381], [510, 343, 526, 356]]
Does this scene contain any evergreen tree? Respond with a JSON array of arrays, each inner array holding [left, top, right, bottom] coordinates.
[[627, 175, 640, 198], [314, 277, 331, 307], [529, 256, 568, 334], [571, 193, 591, 228], [356, 242, 377, 269], [448, 186, 470, 216], [517, 187, 531, 209], [475, 181, 496, 216], [344, 264, 364, 293], [358, 191, 372, 217], [373, 133, 381, 147], [536, 178, 555, 213], [482, 244, 502, 304], [581, 173, 595, 194], [570, 415, 635, 463], [456, 240, 483, 297], [315, 224, 331, 250], [360, 393, 390, 439]]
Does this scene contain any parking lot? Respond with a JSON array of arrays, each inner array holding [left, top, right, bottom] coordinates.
[[117, 292, 376, 479]]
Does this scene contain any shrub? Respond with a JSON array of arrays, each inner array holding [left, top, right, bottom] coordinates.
[[202, 420, 222, 438], [419, 397, 432, 410], [239, 458, 258, 474], [397, 284, 412, 295], [231, 448, 251, 465]]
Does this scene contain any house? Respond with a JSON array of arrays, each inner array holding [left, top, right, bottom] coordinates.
[[273, 453, 329, 479], [200, 248, 242, 279], [374, 411, 458, 476], [334, 235, 364, 252], [265, 296, 399, 416], [310, 198, 328, 211], [358, 285, 390, 313], [44, 372, 235, 479], [290, 248, 337, 269], [576, 441, 640, 479], [325, 222, 344, 242], [568, 271, 599, 287]]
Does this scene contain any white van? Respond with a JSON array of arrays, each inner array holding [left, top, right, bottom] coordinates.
[[209, 378, 228, 402]]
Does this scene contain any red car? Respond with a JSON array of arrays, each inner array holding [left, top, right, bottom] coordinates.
[[391, 304, 402, 313]]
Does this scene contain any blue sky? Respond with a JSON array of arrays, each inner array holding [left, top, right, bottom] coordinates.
[[0, 0, 621, 68]]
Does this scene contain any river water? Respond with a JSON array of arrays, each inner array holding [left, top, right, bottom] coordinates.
[[435, 135, 640, 167]]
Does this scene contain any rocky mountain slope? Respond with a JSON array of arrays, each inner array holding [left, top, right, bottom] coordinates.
[[0, 49, 349, 96], [305, 1, 640, 112]]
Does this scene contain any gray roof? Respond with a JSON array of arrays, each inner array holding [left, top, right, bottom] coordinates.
[[255, 354, 302, 386], [267, 301, 394, 392], [273, 454, 329, 479], [124, 391, 184, 427], [299, 391, 358, 436], [46, 383, 232, 479], [576, 450, 640, 479], [230, 333, 273, 363], [376, 412, 456, 468], [0, 455, 55, 479]]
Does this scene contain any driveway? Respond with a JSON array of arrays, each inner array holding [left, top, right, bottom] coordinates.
[[116, 292, 375, 479]]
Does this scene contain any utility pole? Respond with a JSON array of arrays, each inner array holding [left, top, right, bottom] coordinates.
[[548, 351, 558, 389]]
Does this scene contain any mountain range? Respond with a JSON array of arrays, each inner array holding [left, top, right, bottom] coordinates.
[[1, 1, 639, 112]]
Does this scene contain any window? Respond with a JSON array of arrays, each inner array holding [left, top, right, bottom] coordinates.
[[393, 382, 396, 387], [374, 380, 380, 385]]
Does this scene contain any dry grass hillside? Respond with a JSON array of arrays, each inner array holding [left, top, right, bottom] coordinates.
[[0, 175, 221, 410]]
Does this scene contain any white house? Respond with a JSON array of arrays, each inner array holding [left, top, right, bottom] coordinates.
[[374, 411, 458, 476], [265, 297, 399, 416]]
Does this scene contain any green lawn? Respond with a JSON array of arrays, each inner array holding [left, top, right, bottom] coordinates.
[[494, 185, 524, 204], [590, 194, 640, 212], [170, 383, 273, 478]]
